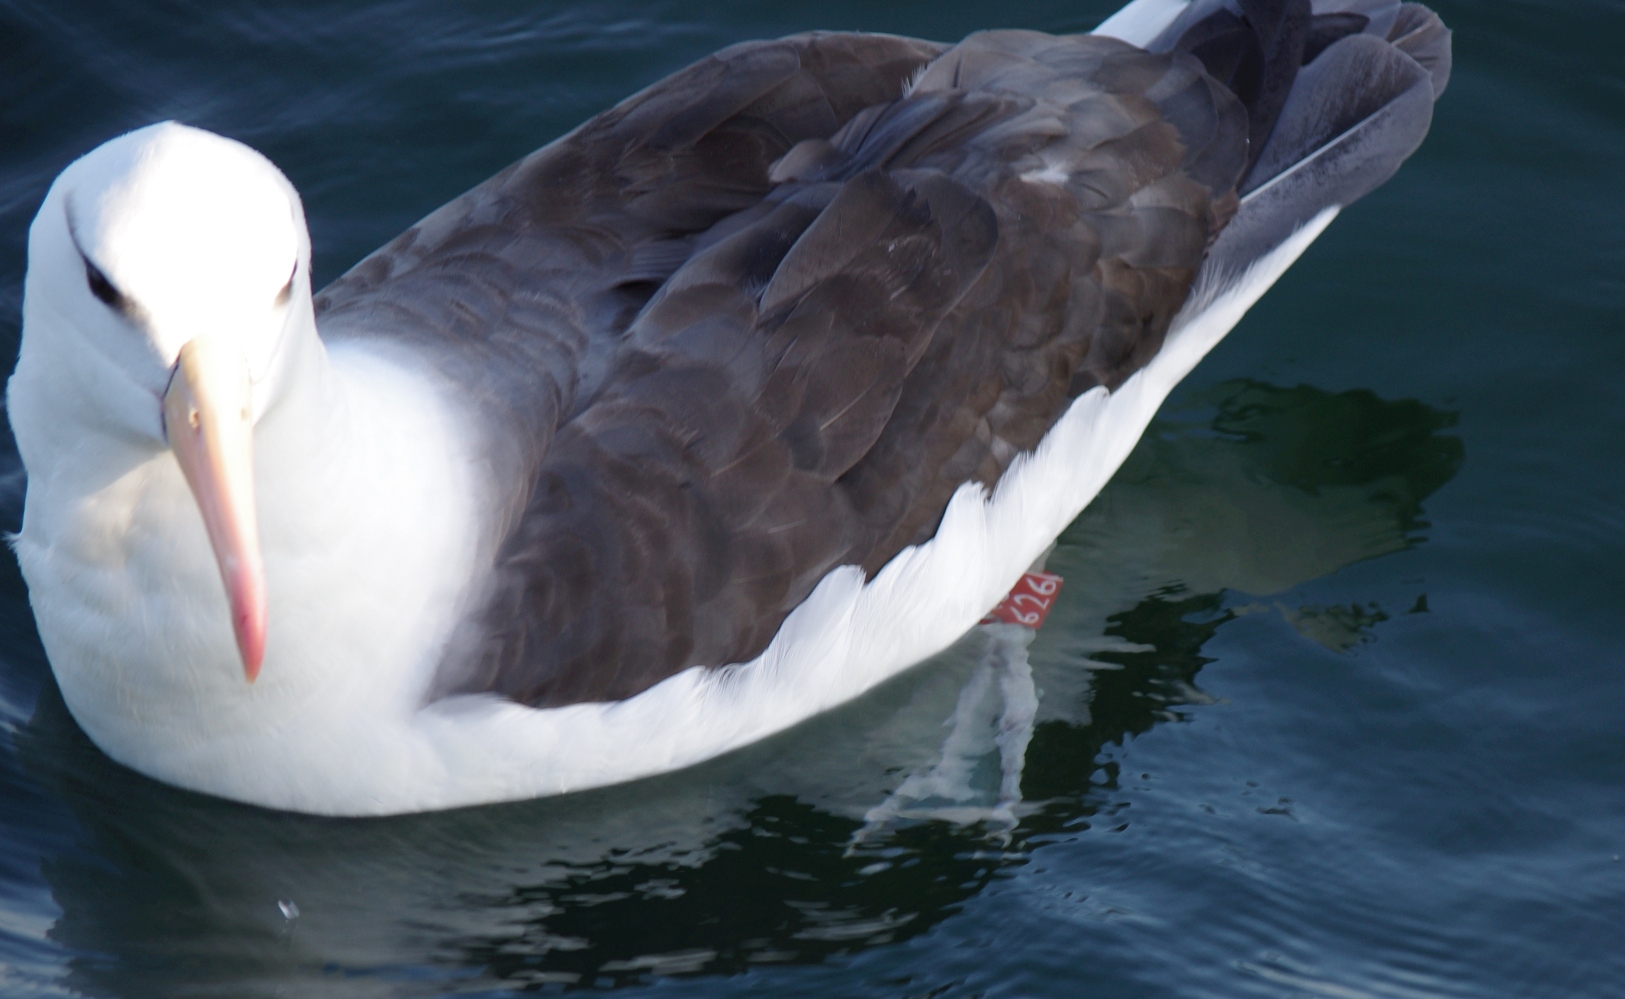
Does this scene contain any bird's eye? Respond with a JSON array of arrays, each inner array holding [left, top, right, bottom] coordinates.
[[84, 258, 126, 310], [274, 261, 296, 306]]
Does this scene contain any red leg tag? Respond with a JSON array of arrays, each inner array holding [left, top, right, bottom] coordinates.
[[979, 571, 1064, 629]]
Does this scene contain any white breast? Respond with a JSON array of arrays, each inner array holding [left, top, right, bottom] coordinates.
[[13, 328, 493, 809]]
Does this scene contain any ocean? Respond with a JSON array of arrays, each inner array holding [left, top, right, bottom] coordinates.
[[1, 1, 1621, 995]]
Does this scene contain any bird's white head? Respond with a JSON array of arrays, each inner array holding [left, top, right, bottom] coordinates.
[[19, 121, 315, 681]]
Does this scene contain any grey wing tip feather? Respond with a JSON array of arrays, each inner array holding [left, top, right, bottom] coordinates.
[[1198, 1, 1449, 287]]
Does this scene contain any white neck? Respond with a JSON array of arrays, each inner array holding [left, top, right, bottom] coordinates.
[[9, 293, 490, 803]]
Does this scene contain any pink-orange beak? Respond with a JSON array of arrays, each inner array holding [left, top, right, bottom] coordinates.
[[163, 336, 267, 682]]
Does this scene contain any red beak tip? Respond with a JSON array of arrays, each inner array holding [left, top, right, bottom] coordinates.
[[236, 620, 266, 684]]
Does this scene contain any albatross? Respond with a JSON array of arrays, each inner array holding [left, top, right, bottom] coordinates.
[[9, 0, 1450, 815]]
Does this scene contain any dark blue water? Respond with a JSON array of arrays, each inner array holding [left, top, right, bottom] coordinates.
[[2, 2, 1622, 996]]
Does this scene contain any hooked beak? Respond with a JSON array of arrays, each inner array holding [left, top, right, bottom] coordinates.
[[163, 336, 267, 682]]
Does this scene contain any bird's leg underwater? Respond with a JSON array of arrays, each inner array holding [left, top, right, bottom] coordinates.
[[850, 622, 1041, 848]]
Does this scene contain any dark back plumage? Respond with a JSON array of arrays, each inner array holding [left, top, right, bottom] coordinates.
[[313, 5, 1447, 708]]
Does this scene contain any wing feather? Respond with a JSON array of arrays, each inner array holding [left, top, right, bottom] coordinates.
[[308, 18, 1438, 708]]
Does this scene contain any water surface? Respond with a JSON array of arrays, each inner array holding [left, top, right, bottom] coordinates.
[[1, 2, 1622, 996]]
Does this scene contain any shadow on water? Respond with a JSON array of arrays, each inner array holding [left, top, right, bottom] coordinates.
[[12, 379, 1461, 997]]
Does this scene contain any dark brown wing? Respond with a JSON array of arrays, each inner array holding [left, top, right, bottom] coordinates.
[[315, 34, 945, 499], [314, 30, 1247, 707]]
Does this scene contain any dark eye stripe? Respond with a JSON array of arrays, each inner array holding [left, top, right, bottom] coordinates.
[[84, 257, 129, 312], [274, 261, 296, 306]]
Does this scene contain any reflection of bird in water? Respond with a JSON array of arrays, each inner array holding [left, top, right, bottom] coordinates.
[[20, 377, 1463, 994], [11, 0, 1449, 813], [853, 379, 1462, 839]]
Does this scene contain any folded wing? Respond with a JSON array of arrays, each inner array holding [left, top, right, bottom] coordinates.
[[311, 10, 1446, 709]]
